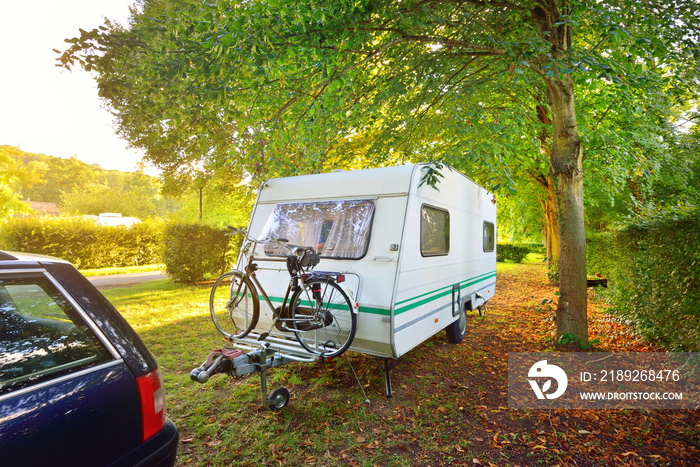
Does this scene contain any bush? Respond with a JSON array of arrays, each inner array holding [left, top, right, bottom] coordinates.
[[518, 242, 546, 255], [587, 210, 700, 351], [496, 243, 530, 263], [0, 217, 161, 269], [162, 223, 238, 284]]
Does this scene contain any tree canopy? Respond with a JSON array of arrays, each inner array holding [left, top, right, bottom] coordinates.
[[58, 0, 700, 345], [0, 147, 31, 220], [59, 0, 698, 177]]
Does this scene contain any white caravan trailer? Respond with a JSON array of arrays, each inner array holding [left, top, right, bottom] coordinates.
[[239, 164, 497, 384]]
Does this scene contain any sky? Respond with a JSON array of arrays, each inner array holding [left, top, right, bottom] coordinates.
[[0, 1, 151, 173]]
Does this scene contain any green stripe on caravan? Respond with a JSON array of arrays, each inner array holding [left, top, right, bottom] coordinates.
[[260, 295, 353, 312], [357, 305, 391, 316], [261, 271, 495, 317], [394, 271, 496, 315]]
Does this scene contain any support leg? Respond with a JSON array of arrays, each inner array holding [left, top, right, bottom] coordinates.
[[256, 344, 272, 409], [384, 358, 393, 398], [259, 358, 269, 409]]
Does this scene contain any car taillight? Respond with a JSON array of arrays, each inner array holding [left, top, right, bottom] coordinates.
[[136, 368, 166, 442]]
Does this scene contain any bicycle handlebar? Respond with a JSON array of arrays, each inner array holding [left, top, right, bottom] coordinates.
[[227, 227, 318, 267], [227, 226, 289, 248]]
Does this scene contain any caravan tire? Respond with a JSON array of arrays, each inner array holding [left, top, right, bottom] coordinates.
[[445, 306, 467, 344]]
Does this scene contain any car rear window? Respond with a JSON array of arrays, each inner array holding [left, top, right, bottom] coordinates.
[[0, 274, 113, 394]]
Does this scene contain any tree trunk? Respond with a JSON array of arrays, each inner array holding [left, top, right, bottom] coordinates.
[[539, 182, 560, 269], [534, 104, 560, 270], [199, 187, 203, 222], [547, 75, 588, 345]]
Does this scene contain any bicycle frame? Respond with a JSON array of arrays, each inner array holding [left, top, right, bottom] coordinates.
[[213, 226, 358, 359], [234, 231, 315, 326], [225, 226, 356, 341], [247, 263, 294, 321]]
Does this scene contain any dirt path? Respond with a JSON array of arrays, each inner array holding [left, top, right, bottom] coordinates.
[[87, 271, 168, 289], [452, 264, 699, 466]]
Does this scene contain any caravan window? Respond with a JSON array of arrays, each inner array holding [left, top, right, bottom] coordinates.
[[260, 199, 376, 259], [421, 205, 450, 256], [483, 221, 495, 252]]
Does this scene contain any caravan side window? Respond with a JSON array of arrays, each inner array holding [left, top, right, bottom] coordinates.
[[421, 205, 450, 256], [483, 221, 495, 252]]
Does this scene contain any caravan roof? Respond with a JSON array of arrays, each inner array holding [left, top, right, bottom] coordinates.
[[257, 164, 420, 203]]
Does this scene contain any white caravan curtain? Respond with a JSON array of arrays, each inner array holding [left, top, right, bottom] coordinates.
[[260, 200, 376, 259]]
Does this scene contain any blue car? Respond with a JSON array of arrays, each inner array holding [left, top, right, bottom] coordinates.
[[0, 251, 178, 466]]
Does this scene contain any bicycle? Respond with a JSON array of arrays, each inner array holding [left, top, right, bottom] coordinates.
[[209, 227, 358, 359]]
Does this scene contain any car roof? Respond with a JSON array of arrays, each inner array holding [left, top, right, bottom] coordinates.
[[0, 251, 70, 269]]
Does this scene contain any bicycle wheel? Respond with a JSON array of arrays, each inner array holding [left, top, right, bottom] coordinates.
[[210, 271, 259, 339], [289, 277, 357, 358]]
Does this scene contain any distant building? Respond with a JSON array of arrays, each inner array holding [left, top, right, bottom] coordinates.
[[19, 202, 141, 226], [93, 213, 142, 227], [24, 200, 60, 217]]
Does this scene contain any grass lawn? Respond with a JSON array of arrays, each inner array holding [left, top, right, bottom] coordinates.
[[103, 263, 700, 466]]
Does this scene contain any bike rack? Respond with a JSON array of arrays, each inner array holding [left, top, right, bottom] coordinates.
[[192, 265, 366, 409], [191, 332, 319, 409]]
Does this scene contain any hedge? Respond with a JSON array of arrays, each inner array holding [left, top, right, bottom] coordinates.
[[0, 217, 161, 269], [496, 243, 531, 263], [162, 223, 239, 284], [587, 210, 700, 351]]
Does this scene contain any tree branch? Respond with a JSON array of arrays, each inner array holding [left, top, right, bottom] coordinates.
[[356, 27, 507, 55]]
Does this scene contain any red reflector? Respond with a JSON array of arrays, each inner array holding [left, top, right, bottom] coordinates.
[[136, 368, 166, 442], [336, 274, 345, 283]]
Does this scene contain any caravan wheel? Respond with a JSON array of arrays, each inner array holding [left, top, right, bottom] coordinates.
[[445, 306, 467, 344]]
